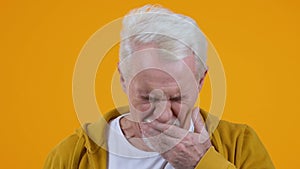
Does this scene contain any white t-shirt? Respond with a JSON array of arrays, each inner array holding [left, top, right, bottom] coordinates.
[[107, 114, 194, 169]]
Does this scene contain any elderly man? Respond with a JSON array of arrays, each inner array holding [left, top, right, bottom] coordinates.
[[44, 5, 275, 169]]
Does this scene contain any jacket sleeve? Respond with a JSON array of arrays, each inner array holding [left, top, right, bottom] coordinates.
[[195, 147, 236, 169], [43, 147, 65, 169], [43, 134, 83, 169], [237, 125, 275, 169], [194, 125, 275, 169]]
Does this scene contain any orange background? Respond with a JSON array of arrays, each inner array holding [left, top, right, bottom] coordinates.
[[1, 0, 299, 168]]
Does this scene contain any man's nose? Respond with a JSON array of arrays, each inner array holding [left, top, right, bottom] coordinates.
[[153, 101, 173, 123]]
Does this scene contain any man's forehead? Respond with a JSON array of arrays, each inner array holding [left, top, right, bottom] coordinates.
[[135, 58, 195, 85], [134, 68, 177, 80], [120, 48, 199, 92], [128, 63, 197, 94], [129, 50, 196, 72]]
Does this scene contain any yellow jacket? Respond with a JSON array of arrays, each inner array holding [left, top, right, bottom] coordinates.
[[44, 107, 275, 169]]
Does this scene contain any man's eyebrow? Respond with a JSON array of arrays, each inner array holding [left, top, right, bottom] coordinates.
[[137, 88, 151, 95]]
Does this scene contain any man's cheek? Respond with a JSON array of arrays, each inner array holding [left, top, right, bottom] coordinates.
[[138, 102, 152, 112], [171, 103, 185, 117], [131, 102, 153, 122]]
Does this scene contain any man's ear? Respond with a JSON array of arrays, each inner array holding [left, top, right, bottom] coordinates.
[[198, 69, 208, 91], [118, 63, 127, 93]]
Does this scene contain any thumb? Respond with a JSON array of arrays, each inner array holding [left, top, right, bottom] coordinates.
[[192, 107, 204, 133], [192, 107, 210, 143]]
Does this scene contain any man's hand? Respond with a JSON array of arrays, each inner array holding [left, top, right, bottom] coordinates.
[[140, 108, 212, 169]]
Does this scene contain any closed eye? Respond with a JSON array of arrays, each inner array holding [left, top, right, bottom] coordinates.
[[140, 96, 149, 100], [140, 96, 161, 102], [170, 96, 181, 102]]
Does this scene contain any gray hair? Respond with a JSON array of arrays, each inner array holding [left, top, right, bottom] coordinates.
[[119, 4, 208, 81]]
